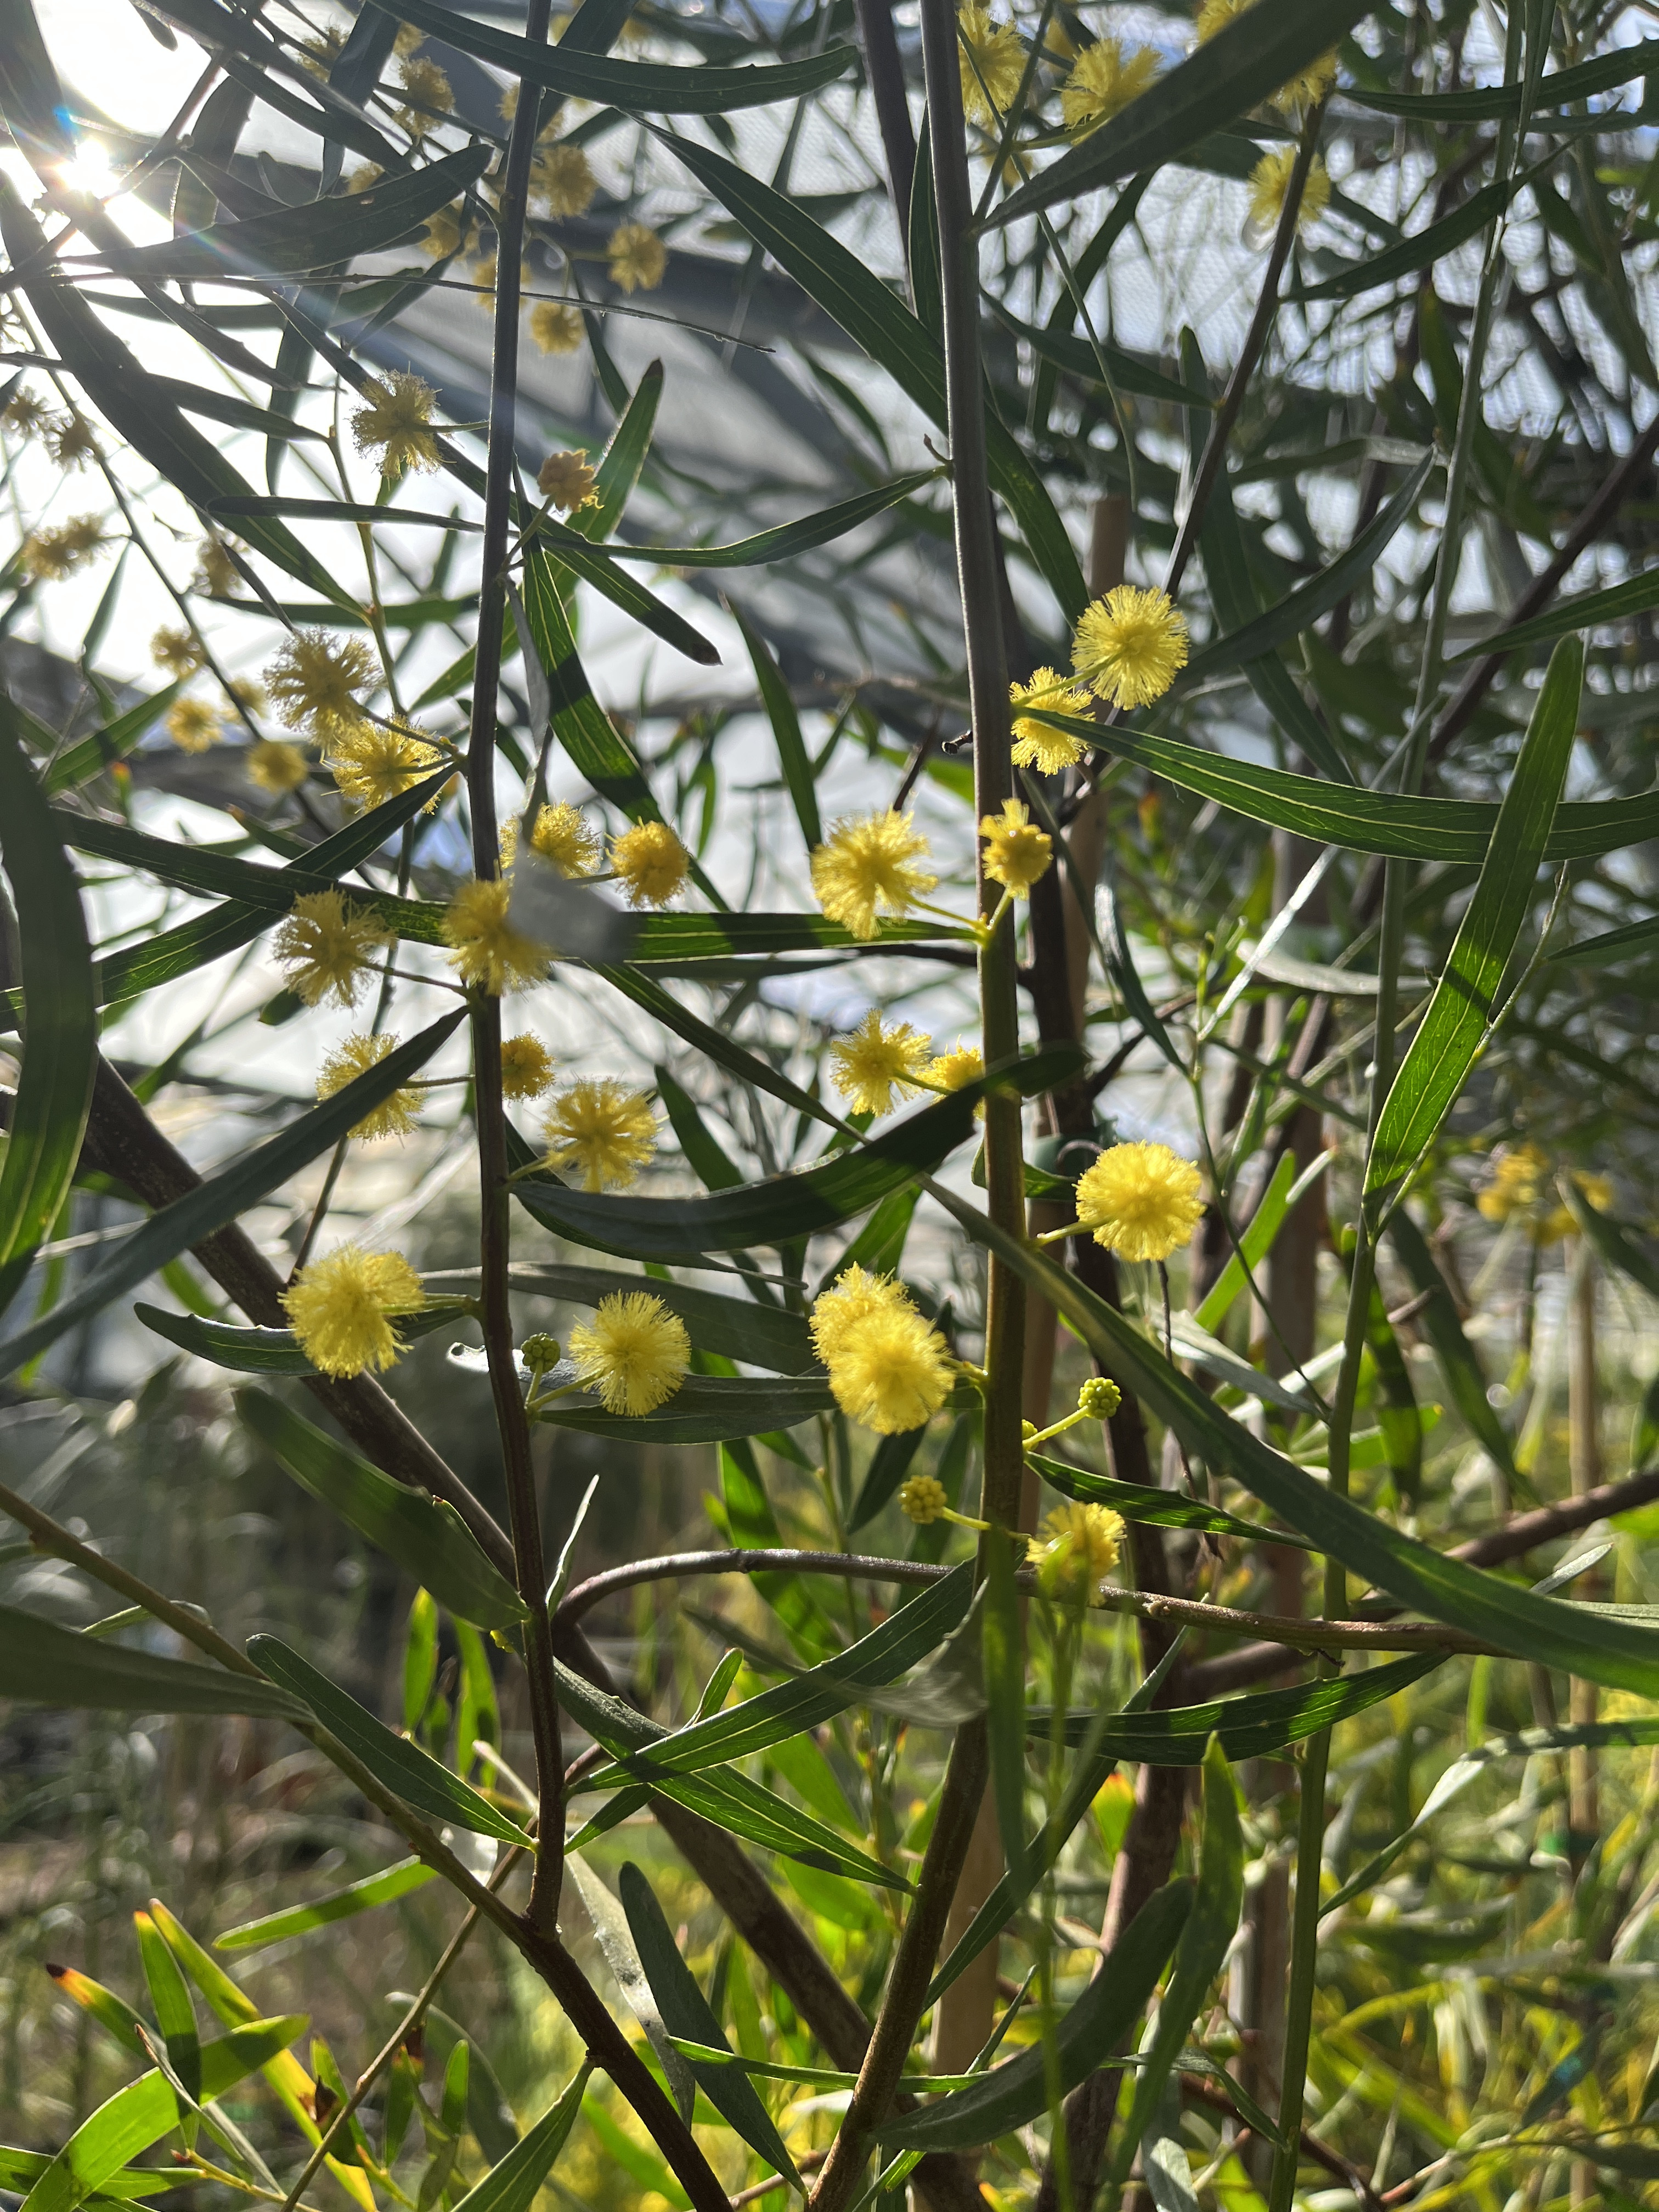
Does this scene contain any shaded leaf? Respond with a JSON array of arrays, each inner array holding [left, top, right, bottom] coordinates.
[[0, 1604, 304, 1719]]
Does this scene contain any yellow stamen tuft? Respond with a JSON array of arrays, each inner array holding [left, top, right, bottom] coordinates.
[[1060, 38, 1159, 132], [532, 141, 597, 218], [193, 537, 241, 597], [266, 629, 377, 744], [1247, 148, 1331, 239], [957, 3, 1026, 124], [1070, 585, 1188, 710], [274, 888, 393, 1009], [500, 1033, 556, 1101], [1009, 669, 1091, 772], [351, 370, 440, 479], [47, 413, 99, 471], [979, 797, 1052, 897], [541, 1079, 658, 1191], [317, 1032, 421, 1141], [283, 1244, 425, 1378], [526, 801, 600, 878], [329, 719, 443, 812], [611, 821, 689, 909], [531, 301, 585, 354], [607, 222, 667, 292], [812, 1277, 952, 1436], [567, 1291, 690, 1415], [396, 54, 452, 136], [443, 878, 552, 995], [21, 515, 106, 582], [1074, 1141, 1204, 1262], [925, 1043, 985, 1093], [165, 698, 221, 754], [151, 625, 204, 677], [831, 1009, 932, 1117], [247, 738, 310, 795], [810, 810, 937, 941], [538, 449, 599, 512], [1, 389, 50, 438], [1028, 1501, 1124, 1605]]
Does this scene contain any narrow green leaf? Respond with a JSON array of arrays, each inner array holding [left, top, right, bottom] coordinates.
[[1028, 1452, 1317, 1550], [524, 508, 723, 664], [1367, 636, 1583, 1195], [988, 0, 1373, 226], [1564, 1187, 1659, 1302], [1035, 1654, 1444, 1760], [136, 1301, 456, 1374], [18, 2074, 182, 2212], [0, 1604, 304, 1719], [215, 1858, 436, 1951], [731, 603, 821, 849], [0, 700, 98, 1318], [583, 1565, 972, 1786], [134, 1916, 200, 2114], [580, 362, 662, 541], [1194, 1152, 1306, 1333], [653, 128, 1087, 623], [878, 1882, 1192, 2151], [0, 1015, 465, 1380], [992, 298, 1210, 408], [41, 682, 186, 795], [612, 473, 937, 568], [246, 1636, 532, 1846], [1292, 181, 1510, 302], [46, 1966, 149, 2059], [1460, 561, 1659, 659], [1346, 37, 1659, 119], [0, 2151, 167, 2205], [1110, 1740, 1248, 2182], [618, 1866, 802, 2190], [597, 964, 836, 1129], [1034, 709, 1656, 864], [381, 0, 854, 111], [934, 1199, 1659, 1700], [234, 1390, 529, 1630], [445, 2064, 591, 2212], [520, 544, 665, 821], [507, 1043, 1081, 1262], [1548, 912, 1659, 969], [533, 1373, 840, 1445], [1386, 1207, 1520, 1492]]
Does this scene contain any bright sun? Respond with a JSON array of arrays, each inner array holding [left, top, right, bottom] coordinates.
[[58, 143, 117, 198]]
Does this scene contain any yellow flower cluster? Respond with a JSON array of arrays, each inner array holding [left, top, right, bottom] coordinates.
[[266, 630, 377, 744], [500, 1033, 556, 1101], [396, 54, 453, 137], [1071, 585, 1188, 711], [899, 1474, 949, 1524], [542, 1079, 657, 1190], [194, 536, 241, 597], [811, 810, 936, 940], [527, 801, 600, 877], [21, 515, 106, 582], [1074, 1141, 1204, 1262], [1476, 1143, 1614, 1244], [165, 698, 221, 754], [532, 302, 586, 355], [1196, 0, 1336, 117], [351, 370, 440, 479], [1247, 148, 1331, 240], [612, 821, 690, 908], [957, 3, 1025, 124], [274, 889, 392, 1009], [151, 625, 205, 678], [247, 739, 309, 795], [979, 798, 1051, 896], [1009, 668, 1091, 772], [538, 449, 599, 512], [1060, 38, 1158, 133], [330, 720, 444, 812], [831, 1009, 932, 1117], [1028, 1501, 1125, 1606], [284, 1245, 425, 1378], [569, 1291, 689, 1414], [608, 223, 667, 292], [317, 1032, 420, 1141], [48, 413, 99, 471], [443, 878, 551, 995], [811, 1267, 953, 1435], [532, 140, 598, 218]]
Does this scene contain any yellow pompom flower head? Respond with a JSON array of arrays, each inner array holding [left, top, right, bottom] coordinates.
[[151, 625, 204, 678], [317, 1032, 421, 1142], [330, 719, 444, 812], [811, 1274, 955, 1436], [525, 801, 600, 877], [266, 630, 377, 744], [1028, 1502, 1125, 1607], [611, 821, 689, 908], [565, 1292, 690, 1415], [831, 1010, 932, 1117], [1068, 1141, 1204, 1263], [247, 739, 309, 795], [541, 1079, 657, 1190], [500, 1034, 556, 1101], [810, 810, 938, 940], [443, 878, 552, 995], [1246, 148, 1331, 244], [1010, 669, 1091, 773], [1060, 38, 1159, 132], [979, 798, 1052, 898], [532, 140, 597, 218], [608, 223, 667, 292], [165, 698, 221, 754], [351, 370, 440, 479], [1071, 586, 1188, 711], [957, 3, 1025, 125], [538, 449, 599, 513], [283, 1245, 426, 1379], [274, 889, 392, 1009], [21, 515, 107, 581], [899, 1472, 989, 1534], [532, 301, 585, 355]]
